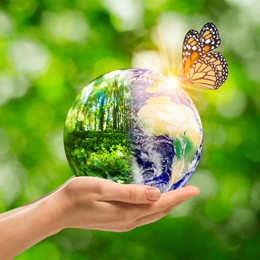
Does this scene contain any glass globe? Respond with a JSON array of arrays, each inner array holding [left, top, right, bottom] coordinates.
[[64, 69, 203, 193]]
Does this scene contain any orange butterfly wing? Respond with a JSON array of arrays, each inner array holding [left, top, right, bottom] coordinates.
[[182, 22, 228, 89], [182, 29, 202, 76], [186, 57, 221, 89], [199, 22, 221, 54], [203, 52, 228, 86]]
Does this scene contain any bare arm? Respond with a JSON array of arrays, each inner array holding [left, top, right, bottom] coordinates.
[[0, 177, 200, 260], [0, 177, 73, 221]]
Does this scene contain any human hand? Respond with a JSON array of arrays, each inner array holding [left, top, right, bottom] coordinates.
[[0, 177, 200, 259], [53, 177, 200, 232]]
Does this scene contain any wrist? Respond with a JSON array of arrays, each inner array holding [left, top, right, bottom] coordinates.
[[0, 191, 65, 259], [51, 183, 75, 230], [38, 189, 68, 234], [23, 193, 64, 241]]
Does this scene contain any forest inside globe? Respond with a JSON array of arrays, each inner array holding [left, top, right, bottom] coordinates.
[[64, 69, 203, 193]]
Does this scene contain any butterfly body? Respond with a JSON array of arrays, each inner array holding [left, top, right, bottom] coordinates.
[[182, 22, 228, 90]]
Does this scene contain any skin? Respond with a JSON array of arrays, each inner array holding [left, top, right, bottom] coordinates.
[[0, 177, 200, 260]]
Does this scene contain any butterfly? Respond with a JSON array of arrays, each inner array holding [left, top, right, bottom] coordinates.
[[181, 22, 228, 90]]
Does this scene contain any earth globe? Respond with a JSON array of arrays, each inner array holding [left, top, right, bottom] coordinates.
[[64, 68, 203, 193]]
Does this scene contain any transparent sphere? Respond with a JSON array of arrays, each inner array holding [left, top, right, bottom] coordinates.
[[64, 69, 203, 193]]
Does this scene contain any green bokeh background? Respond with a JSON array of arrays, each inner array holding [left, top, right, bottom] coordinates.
[[1, 0, 260, 259]]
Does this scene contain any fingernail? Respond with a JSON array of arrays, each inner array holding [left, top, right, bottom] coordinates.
[[146, 187, 161, 201]]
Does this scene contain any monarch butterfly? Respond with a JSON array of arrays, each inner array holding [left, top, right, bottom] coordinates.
[[182, 22, 228, 89]]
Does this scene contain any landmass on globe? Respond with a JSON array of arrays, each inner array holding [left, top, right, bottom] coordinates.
[[64, 69, 203, 193]]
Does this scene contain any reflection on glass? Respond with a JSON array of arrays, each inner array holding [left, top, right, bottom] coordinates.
[[65, 70, 132, 184]]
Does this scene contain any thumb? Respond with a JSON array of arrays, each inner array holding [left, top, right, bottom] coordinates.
[[103, 182, 161, 204]]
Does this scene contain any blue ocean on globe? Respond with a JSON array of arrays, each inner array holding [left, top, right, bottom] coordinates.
[[64, 68, 203, 193]]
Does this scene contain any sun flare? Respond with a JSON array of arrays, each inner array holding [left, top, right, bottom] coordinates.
[[165, 76, 180, 91]]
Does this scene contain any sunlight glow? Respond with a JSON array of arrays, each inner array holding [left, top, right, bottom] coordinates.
[[165, 76, 180, 91], [132, 13, 185, 78]]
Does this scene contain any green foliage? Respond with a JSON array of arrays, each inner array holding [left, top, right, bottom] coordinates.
[[1, 0, 260, 259], [85, 145, 132, 183], [65, 130, 131, 183]]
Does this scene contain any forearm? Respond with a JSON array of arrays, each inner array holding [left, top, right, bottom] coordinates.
[[0, 192, 63, 260], [0, 180, 69, 221], [0, 177, 199, 259]]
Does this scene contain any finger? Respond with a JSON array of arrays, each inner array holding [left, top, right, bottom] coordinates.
[[163, 185, 200, 201], [143, 199, 186, 222], [100, 181, 161, 204], [134, 210, 171, 228], [108, 185, 200, 223], [107, 185, 199, 216], [158, 186, 199, 208], [72, 177, 161, 204], [136, 185, 200, 217], [126, 199, 188, 230]]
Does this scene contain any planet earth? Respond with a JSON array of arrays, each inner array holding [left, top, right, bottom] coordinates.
[[64, 68, 203, 193]]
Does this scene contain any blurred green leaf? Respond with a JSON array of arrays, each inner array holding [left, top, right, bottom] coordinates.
[[1, 0, 260, 259]]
